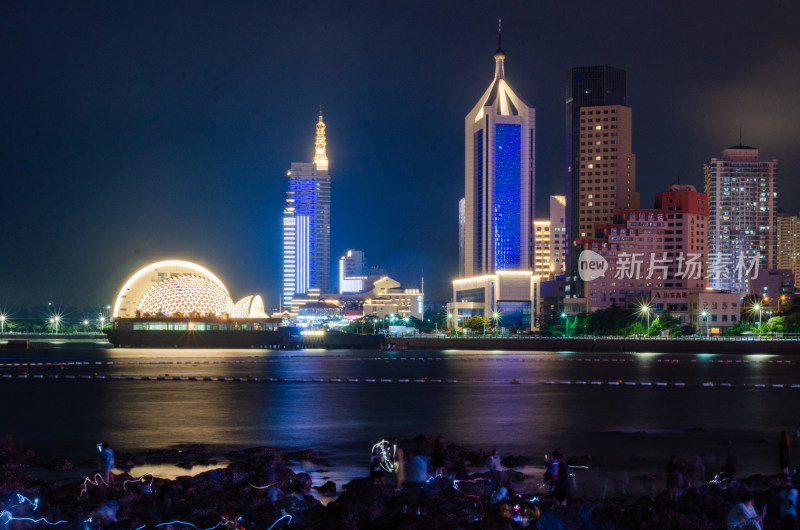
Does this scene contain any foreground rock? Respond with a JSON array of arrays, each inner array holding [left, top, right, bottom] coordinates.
[[0, 439, 793, 529]]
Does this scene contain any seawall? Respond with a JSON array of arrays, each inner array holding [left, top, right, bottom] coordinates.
[[391, 335, 800, 354]]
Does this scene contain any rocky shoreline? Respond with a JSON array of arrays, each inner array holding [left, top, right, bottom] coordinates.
[[0, 436, 793, 529]]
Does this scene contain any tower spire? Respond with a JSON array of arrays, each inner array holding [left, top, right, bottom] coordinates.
[[493, 18, 505, 79], [314, 109, 328, 170], [497, 18, 503, 53]]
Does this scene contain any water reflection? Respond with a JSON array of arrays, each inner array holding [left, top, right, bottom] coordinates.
[[0, 346, 797, 491]]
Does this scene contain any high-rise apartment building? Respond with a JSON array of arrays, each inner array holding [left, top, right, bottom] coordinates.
[[704, 145, 778, 292], [565, 66, 635, 299], [462, 28, 535, 276], [777, 210, 800, 287], [282, 112, 331, 307], [533, 221, 551, 277]]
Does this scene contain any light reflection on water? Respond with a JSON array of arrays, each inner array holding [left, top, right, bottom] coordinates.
[[1, 347, 798, 498]]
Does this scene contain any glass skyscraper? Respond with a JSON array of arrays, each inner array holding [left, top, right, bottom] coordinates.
[[282, 112, 331, 308], [462, 29, 535, 276]]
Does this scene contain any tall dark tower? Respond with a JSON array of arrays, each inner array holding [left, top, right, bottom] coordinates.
[[565, 66, 629, 299]]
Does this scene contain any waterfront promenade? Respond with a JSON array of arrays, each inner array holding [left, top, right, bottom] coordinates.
[[391, 334, 800, 354]]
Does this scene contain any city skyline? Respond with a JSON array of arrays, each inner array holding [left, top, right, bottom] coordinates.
[[2, 1, 799, 309]]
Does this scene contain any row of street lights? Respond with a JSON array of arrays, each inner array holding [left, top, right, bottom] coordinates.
[[0, 314, 108, 334]]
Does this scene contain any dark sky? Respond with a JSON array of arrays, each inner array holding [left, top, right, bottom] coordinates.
[[2, 0, 799, 311]]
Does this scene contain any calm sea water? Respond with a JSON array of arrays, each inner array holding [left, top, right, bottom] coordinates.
[[2, 346, 798, 496]]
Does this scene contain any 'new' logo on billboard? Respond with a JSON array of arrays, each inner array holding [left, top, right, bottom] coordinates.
[[578, 250, 608, 282]]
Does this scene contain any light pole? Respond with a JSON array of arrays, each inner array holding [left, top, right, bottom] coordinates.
[[638, 302, 652, 335], [0, 315, 5, 334], [51, 316, 60, 334], [99, 315, 106, 331], [448, 312, 453, 335], [561, 312, 569, 337], [754, 303, 762, 334], [701, 310, 709, 338], [492, 311, 500, 336]]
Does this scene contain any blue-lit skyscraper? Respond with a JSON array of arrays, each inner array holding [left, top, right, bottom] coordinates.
[[282, 112, 331, 308], [463, 26, 535, 276]]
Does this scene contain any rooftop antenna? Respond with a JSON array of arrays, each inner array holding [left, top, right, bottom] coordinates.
[[498, 18, 502, 51], [739, 125, 742, 146]]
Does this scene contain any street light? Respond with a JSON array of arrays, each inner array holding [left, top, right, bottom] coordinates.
[[637, 302, 653, 335], [51, 316, 60, 334], [492, 311, 500, 336], [753, 302, 763, 333], [448, 312, 453, 335], [701, 310, 709, 338], [561, 312, 569, 337], [0, 315, 5, 334], [99, 315, 106, 331]]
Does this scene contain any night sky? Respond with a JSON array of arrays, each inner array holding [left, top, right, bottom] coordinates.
[[2, 1, 799, 312]]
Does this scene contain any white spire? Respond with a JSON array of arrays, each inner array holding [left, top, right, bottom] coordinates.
[[313, 107, 328, 170]]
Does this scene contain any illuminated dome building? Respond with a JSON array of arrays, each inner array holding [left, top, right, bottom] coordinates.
[[107, 258, 384, 349], [232, 295, 267, 319], [111, 260, 279, 333], [113, 260, 228, 319]]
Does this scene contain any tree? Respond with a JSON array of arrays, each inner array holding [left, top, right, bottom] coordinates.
[[659, 313, 682, 336], [647, 316, 662, 336], [463, 315, 488, 333], [627, 321, 646, 336]]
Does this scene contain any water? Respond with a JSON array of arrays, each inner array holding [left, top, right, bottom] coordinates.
[[2, 347, 798, 498]]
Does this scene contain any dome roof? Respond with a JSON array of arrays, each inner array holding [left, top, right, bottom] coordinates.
[[232, 295, 267, 319], [113, 260, 228, 318], [137, 274, 234, 317]]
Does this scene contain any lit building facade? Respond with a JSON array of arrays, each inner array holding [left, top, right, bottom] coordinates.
[[533, 221, 551, 277], [458, 198, 466, 277], [450, 271, 542, 331], [533, 195, 567, 279], [578, 184, 708, 319], [777, 210, 800, 288], [359, 276, 424, 320], [339, 249, 367, 294], [704, 145, 778, 293], [565, 66, 633, 299], [463, 28, 535, 276], [283, 112, 332, 307], [689, 291, 741, 334]]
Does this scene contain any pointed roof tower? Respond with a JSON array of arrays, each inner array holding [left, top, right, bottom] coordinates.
[[314, 107, 328, 170], [468, 20, 530, 119]]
